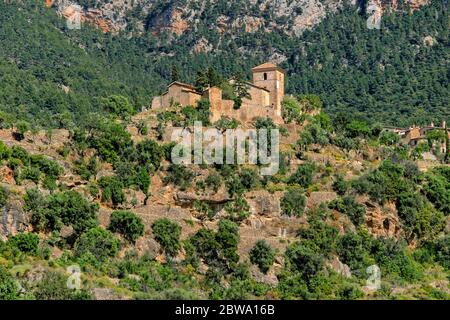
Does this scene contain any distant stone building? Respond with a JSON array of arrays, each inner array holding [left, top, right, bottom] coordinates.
[[151, 62, 285, 124], [385, 121, 449, 154]]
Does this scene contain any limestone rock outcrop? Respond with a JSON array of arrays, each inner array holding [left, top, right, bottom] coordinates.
[[0, 200, 29, 240], [44, 0, 431, 36]]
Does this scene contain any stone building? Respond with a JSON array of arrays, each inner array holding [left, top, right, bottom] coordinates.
[[385, 121, 449, 154], [151, 62, 285, 124]]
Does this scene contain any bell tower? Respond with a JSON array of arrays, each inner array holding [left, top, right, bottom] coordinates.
[[251, 62, 285, 116]]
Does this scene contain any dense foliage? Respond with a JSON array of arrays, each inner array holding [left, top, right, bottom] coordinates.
[[0, 1, 447, 129], [109, 210, 145, 243], [151, 218, 182, 258]]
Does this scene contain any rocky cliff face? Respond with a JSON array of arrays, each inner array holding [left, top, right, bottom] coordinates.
[[45, 0, 430, 35]]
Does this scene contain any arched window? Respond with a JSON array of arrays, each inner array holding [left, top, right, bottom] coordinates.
[[263, 72, 267, 80]]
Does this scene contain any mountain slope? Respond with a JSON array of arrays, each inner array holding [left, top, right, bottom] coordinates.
[[0, 0, 448, 128]]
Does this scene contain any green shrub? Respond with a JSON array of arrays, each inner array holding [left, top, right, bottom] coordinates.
[[109, 210, 144, 243], [371, 237, 422, 282], [101, 95, 134, 119], [345, 120, 371, 138], [11, 146, 29, 164], [89, 120, 132, 163], [34, 271, 92, 300], [332, 175, 349, 196], [189, 219, 240, 271], [434, 235, 450, 270], [23, 188, 43, 210], [0, 266, 20, 300], [379, 131, 400, 146], [298, 123, 329, 149], [297, 216, 339, 257], [75, 227, 119, 262], [136, 166, 151, 194], [30, 155, 63, 179], [423, 168, 450, 215], [224, 196, 250, 222], [276, 270, 309, 299], [420, 235, 450, 270], [0, 186, 8, 207], [14, 121, 29, 141], [7, 158, 21, 171], [288, 162, 315, 188], [249, 240, 276, 274], [225, 174, 245, 197], [328, 196, 366, 226], [43, 176, 57, 191], [98, 176, 125, 207], [397, 192, 445, 240], [336, 283, 364, 300], [282, 96, 302, 124], [8, 232, 39, 255], [20, 166, 41, 183], [239, 168, 259, 190], [28, 190, 98, 236], [188, 228, 219, 266], [137, 120, 148, 135], [74, 157, 98, 180], [135, 139, 164, 170], [164, 164, 194, 191], [285, 241, 324, 280], [205, 172, 222, 192], [216, 219, 240, 266], [0, 141, 11, 160], [193, 200, 214, 220], [337, 231, 373, 274], [152, 218, 181, 257], [214, 117, 239, 131], [280, 188, 306, 217]]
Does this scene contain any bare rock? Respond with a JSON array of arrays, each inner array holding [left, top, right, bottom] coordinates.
[[365, 201, 403, 239], [0, 200, 29, 240], [246, 190, 281, 217], [326, 255, 351, 278], [0, 166, 15, 185], [133, 237, 160, 257], [93, 287, 129, 300], [250, 265, 279, 286], [306, 191, 337, 209], [192, 37, 213, 54], [97, 207, 112, 228]]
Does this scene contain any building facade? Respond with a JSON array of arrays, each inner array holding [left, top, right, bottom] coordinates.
[[385, 122, 449, 155], [151, 62, 285, 124]]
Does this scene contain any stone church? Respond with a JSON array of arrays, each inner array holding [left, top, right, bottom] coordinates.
[[151, 62, 285, 124]]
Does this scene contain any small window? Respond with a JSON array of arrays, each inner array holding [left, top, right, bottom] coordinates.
[[263, 73, 267, 80]]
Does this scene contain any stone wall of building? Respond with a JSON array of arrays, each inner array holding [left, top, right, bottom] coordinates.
[[252, 68, 284, 116], [242, 85, 270, 108], [152, 83, 202, 109], [151, 95, 163, 109], [207, 86, 283, 124]]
